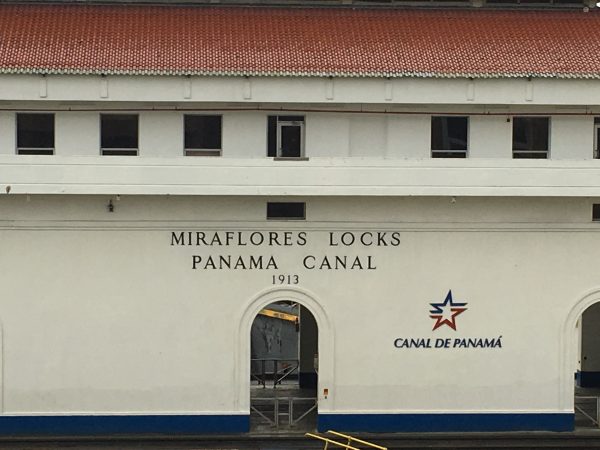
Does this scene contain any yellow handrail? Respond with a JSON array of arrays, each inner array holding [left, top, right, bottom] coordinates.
[[306, 431, 387, 450], [306, 433, 361, 450], [327, 430, 388, 450]]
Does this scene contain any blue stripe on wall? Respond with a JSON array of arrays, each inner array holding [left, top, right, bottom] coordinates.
[[318, 413, 574, 433], [0, 414, 249, 436], [0, 413, 574, 435]]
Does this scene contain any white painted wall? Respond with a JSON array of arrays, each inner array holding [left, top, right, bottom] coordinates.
[[4, 156, 600, 196], [0, 112, 15, 155], [305, 114, 349, 157], [4, 75, 600, 106], [469, 116, 512, 159], [55, 112, 99, 157], [139, 112, 182, 157], [385, 115, 430, 159], [222, 112, 266, 158], [349, 116, 386, 157], [0, 195, 596, 416], [551, 116, 594, 160]]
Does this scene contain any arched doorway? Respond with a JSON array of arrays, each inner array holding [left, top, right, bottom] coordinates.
[[574, 301, 600, 428], [563, 290, 600, 430], [249, 301, 318, 431], [235, 287, 334, 434]]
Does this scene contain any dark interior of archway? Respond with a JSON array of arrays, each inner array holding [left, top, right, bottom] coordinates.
[[250, 301, 318, 432], [575, 302, 600, 428]]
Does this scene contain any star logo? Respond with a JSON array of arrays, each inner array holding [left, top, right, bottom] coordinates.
[[429, 290, 468, 331]]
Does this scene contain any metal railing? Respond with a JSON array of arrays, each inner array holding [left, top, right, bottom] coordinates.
[[250, 396, 317, 427], [251, 358, 299, 388], [575, 395, 600, 427], [306, 430, 387, 450]]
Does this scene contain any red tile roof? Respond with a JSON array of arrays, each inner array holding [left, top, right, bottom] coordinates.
[[0, 4, 599, 78]]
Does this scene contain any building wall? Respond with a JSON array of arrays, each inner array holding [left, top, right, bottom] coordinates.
[[1, 72, 599, 434], [3, 75, 600, 106], [0, 195, 597, 432]]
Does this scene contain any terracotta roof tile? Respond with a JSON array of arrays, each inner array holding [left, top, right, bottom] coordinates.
[[0, 4, 599, 78]]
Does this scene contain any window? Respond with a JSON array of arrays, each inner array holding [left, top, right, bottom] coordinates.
[[184, 115, 222, 156], [267, 202, 306, 220], [512, 117, 550, 159], [101, 114, 138, 156], [16, 113, 54, 155], [593, 204, 600, 222], [594, 118, 600, 159], [267, 115, 305, 158], [431, 116, 468, 158]]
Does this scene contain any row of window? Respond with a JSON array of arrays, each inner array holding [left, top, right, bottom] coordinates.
[[432, 116, 552, 159], [11, 113, 600, 159], [17, 113, 224, 156]]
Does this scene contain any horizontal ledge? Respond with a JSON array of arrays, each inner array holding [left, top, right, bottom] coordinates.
[[3, 184, 600, 196], [3, 156, 600, 168], [3, 158, 600, 196]]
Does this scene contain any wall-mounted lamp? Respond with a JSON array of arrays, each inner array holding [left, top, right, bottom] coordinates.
[[107, 199, 114, 213]]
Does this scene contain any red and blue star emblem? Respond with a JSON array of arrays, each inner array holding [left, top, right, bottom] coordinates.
[[429, 290, 468, 331]]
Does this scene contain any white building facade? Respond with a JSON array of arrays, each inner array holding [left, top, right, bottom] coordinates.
[[0, 2, 599, 435]]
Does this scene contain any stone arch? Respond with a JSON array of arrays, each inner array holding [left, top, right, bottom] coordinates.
[[234, 286, 334, 414]]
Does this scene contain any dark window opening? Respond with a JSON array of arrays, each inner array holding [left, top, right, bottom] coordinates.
[[431, 116, 468, 158], [17, 113, 54, 155], [267, 116, 277, 157], [267, 202, 306, 220], [267, 115, 304, 158], [184, 115, 222, 156], [593, 204, 600, 222], [594, 118, 600, 159], [512, 117, 549, 159], [101, 114, 138, 155]]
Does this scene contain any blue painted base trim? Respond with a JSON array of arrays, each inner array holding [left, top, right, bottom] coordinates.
[[577, 370, 600, 387], [318, 413, 574, 433], [0, 414, 249, 436]]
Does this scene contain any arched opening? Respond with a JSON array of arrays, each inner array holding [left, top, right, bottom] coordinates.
[[248, 300, 318, 432], [574, 301, 600, 428], [562, 290, 600, 430], [235, 287, 334, 433]]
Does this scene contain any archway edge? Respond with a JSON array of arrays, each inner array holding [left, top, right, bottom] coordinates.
[[560, 287, 600, 410], [234, 286, 335, 413]]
